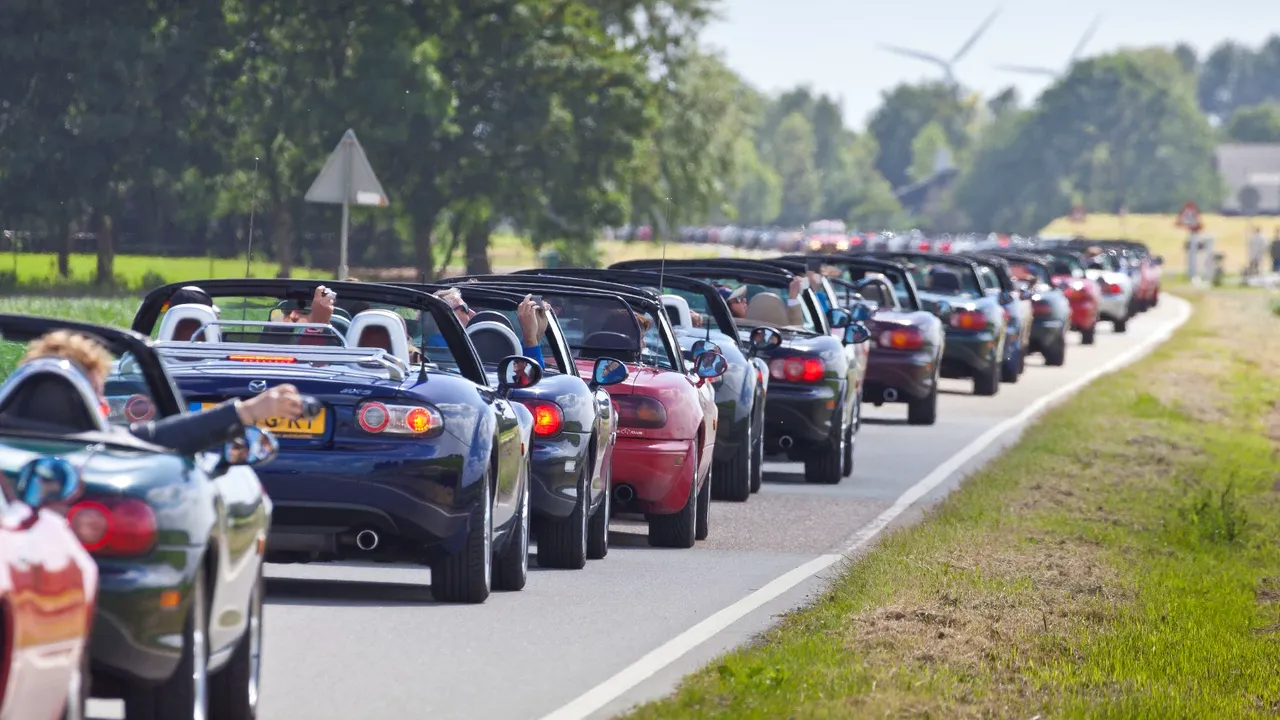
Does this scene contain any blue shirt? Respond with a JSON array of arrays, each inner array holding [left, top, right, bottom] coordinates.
[[423, 334, 545, 370]]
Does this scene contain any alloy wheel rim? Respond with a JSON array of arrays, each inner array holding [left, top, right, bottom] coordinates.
[[519, 481, 529, 577]]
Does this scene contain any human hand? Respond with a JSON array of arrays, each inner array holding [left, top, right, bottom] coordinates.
[[238, 384, 304, 425], [788, 276, 802, 299], [310, 286, 335, 324], [517, 295, 541, 347]]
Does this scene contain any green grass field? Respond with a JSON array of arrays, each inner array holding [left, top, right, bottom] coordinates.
[[0, 252, 332, 291], [629, 288, 1280, 719]]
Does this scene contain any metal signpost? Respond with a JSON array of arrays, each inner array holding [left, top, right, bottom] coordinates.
[[305, 129, 389, 281], [1176, 201, 1203, 283]]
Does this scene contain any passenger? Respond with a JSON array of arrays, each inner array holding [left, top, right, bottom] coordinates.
[[431, 288, 547, 369], [17, 331, 307, 457], [717, 285, 748, 319]]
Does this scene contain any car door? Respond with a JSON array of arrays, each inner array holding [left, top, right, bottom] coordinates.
[[488, 393, 522, 529], [204, 454, 267, 656]]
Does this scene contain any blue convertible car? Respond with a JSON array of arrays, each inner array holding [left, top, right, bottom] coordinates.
[[131, 279, 539, 604]]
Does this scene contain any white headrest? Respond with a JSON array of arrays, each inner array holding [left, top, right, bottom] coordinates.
[[347, 309, 411, 364], [466, 321, 523, 365], [157, 304, 221, 343], [661, 294, 693, 330]]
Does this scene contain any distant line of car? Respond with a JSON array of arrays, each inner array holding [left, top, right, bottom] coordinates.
[[0, 238, 1162, 719]]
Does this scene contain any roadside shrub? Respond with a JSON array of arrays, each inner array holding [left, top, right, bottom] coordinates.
[[139, 270, 167, 291], [1175, 480, 1249, 545]]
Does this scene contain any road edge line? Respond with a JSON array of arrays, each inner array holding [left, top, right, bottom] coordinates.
[[540, 296, 1193, 720]]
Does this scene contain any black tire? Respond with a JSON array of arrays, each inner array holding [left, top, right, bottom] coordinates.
[[432, 471, 493, 603], [538, 467, 589, 569], [748, 422, 764, 494], [1113, 315, 1128, 333], [841, 415, 855, 477], [711, 433, 751, 502], [1001, 353, 1020, 383], [648, 446, 697, 548], [493, 475, 529, 591], [61, 641, 90, 720], [804, 419, 844, 485], [695, 465, 710, 541], [1081, 326, 1096, 345], [125, 561, 208, 720], [1043, 334, 1067, 367], [907, 387, 938, 425], [973, 362, 1000, 396], [586, 462, 610, 560], [209, 566, 263, 720]]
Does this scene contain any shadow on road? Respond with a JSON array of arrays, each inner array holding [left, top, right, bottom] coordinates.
[[266, 577, 440, 606], [861, 416, 909, 426]]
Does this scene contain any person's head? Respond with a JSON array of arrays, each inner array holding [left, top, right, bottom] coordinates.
[[718, 285, 748, 318], [20, 330, 114, 397], [434, 288, 474, 326]]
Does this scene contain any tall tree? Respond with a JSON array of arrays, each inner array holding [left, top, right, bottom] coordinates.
[[867, 82, 975, 189], [770, 112, 820, 225], [1224, 104, 1280, 143]]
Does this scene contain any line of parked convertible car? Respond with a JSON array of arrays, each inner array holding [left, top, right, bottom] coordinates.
[[0, 238, 1163, 720]]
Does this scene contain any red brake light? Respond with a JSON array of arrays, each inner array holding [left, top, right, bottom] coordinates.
[[68, 498, 157, 557], [520, 400, 564, 438], [1032, 301, 1053, 317], [226, 354, 297, 364], [950, 310, 988, 331], [918, 240, 930, 251], [877, 327, 924, 351], [124, 394, 155, 423], [614, 395, 668, 429], [768, 356, 825, 383], [1100, 282, 1122, 295], [356, 400, 443, 436]]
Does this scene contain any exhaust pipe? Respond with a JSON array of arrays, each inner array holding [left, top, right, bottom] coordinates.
[[355, 529, 380, 551], [778, 435, 794, 450], [883, 388, 899, 402], [613, 484, 635, 504]]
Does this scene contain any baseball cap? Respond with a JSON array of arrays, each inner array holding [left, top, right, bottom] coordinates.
[[717, 285, 747, 302], [162, 286, 219, 313]]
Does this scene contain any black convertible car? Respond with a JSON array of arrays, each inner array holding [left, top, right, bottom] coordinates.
[[131, 279, 538, 604], [0, 314, 275, 720]]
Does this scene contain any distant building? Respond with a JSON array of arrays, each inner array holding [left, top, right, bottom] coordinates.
[[1214, 143, 1280, 215]]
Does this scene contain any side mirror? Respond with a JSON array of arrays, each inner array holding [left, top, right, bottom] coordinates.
[[497, 355, 544, 393], [689, 339, 720, 358], [997, 291, 1014, 305], [843, 324, 872, 345], [591, 356, 628, 388], [694, 351, 729, 380], [849, 304, 873, 323], [223, 426, 280, 467], [748, 326, 782, 352], [14, 457, 82, 510], [826, 307, 852, 329], [934, 300, 953, 320]]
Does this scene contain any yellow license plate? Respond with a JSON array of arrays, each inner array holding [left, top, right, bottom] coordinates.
[[200, 403, 326, 436]]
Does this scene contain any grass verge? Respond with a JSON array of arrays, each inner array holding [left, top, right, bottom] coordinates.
[[627, 288, 1280, 719]]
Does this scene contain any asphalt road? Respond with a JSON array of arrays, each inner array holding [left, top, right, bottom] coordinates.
[[87, 296, 1190, 720]]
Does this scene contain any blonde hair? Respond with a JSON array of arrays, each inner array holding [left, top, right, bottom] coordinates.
[[21, 331, 113, 387]]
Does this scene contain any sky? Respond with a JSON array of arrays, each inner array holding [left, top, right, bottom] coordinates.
[[701, 0, 1280, 129]]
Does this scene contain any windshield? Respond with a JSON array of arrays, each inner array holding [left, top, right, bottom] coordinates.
[[700, 277, 817, 333], [1007, 261, 1050, 285], [641, 285, 734, 337], [830, 266, 917, 310], [1047, 254, 1086, 278], [536, 292, 676, 370], [884, 256, 983, 298]]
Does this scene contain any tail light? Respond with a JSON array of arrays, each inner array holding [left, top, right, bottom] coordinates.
[[356, 400, 444, 437], [1100, 282, 1122, 295], [1032, 301, 1053, 317], [768, 356, 825, 383], [877, 327, 924, 351], [225, 354, 297, 364], [106, 393, 155, 424], [950, 310, 988, 331], [519, 400, 564, 437], [614, 395, 668, 429], [67, 498, 157, 557], [755, 365, 764, 386], [918, 240, 931, 251]]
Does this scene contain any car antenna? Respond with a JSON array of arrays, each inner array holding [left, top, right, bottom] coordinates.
[[416, 272, 429, 384], [242, 155, 260, 322]]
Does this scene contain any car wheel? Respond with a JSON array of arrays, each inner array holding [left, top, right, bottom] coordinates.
[[841, 403, 856, 477], [804, 419, 844, 485], [126, 560, 209, 720], [907, 387, 938, 426], [493, 473, 530, 591], [1113, 315, 1128, 333], [1043, 334, 1067, 367], [209, 566, 263, 720], [711, 432, 751, 502], [749, 421, 764, 494], [538, 466, 589, 569], [973, 361, 1000, 396], [648, 445, 697, 548], [432, 470, 493, 603], [61, 642, 90, 720], [586, 463, 610, 560], [1001, 352, 1020, 383], [694, 465, 711, 541], [1081, 325, 1096, 345]]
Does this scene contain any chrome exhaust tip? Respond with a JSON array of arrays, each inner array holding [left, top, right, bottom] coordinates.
[[778, 435, 794, 449], [883, 388, 899, 402], [355, 529, 380, 551], [613, 484, 636, 504]]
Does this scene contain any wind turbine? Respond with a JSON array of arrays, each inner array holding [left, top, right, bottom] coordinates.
[[879, 8, 1003, 89], [994, 15, 1102, 78]]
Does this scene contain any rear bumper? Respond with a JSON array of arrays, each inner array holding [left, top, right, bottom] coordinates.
[[610, 436, 696, 515], [529, 431, 591, 520], [939, 331, 998, 379], [863, 348, 936, 403], [1068, 299, 1098, 330], [1028, 318, 1066, 351], [762, 381, 839, 450], [1098, 293, 1129, 321]]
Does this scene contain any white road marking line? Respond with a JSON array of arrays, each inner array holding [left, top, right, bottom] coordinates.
[[539, 297, 1192, 720]]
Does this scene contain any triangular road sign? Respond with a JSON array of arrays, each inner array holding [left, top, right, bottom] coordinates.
[[305, 129, 389, 207], [1176, 201, 1200, 228]]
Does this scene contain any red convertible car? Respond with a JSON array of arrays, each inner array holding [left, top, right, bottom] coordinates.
[[0, 454, 97, 720], [446, 276, 726, 549], [1042, 250, 1102, 345]]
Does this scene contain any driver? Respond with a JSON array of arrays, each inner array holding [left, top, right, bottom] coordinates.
[[717, 285, 748, 319], [17, 331, 309, 456], [432, 288, 548, 369]]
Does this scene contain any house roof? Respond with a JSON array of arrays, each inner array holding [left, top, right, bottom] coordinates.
[[1215, 143, 1280, 212]]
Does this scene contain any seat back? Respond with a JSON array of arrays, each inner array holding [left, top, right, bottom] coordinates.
[[346, 309, 411, 363], [745, 293, 789, 326], [158, 304, 221, 342], [0, 358, 107, 434], [927, 271, 963, 293], [470, 310, 514, 331], [661, 294, 693, 330], [466, 321, 523, 366]]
